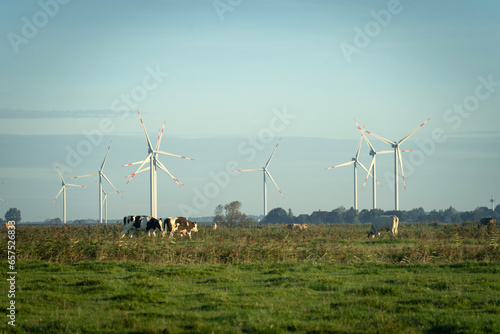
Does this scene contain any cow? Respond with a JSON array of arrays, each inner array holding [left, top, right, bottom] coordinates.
[[478, 217, 496, 228], [287, 223, 307, 230], [121, 215, 163, 238], [165, 217, 198, 240], [368, 215, 399, 238]]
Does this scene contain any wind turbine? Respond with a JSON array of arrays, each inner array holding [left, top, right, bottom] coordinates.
[[122, 110, 193, 218], [51, 163, 87, 224], [232, 138, 285, 217], [354, 119, 413, 209], [491, 195, 495, 211], [364, 118, 431, 210], [324, 133, 378, 210], [68, 141, 121, 224], [102, 189, 125, 224]]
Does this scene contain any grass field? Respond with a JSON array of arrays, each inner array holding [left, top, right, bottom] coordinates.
[[2, 222, 499, 333]]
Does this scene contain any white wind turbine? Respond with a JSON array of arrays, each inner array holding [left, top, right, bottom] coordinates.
[[102, 189, 125, 224], [51, 163, 87, 224], [68, 141, 121, 224], [122, 110, 193, 218], [354, 119, 410, 209], [232, 138, 285, 216], [324, 132, 379, 210], [364, 118, 431, 210]]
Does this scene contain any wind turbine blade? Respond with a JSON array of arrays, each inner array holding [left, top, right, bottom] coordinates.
[[66, 184, 87, 188], [265, 170, 285, 199], [68, 172, 98, 180], [378, 150, 393, 154], [137, 110, 154, 151], [354, 135, 363, 160], [102, 173, 120, 194], [324, 160, 354, 170], [156, 150, 194, 161], [126, 154, 151, 184], [51, 187, 64, 205], [362, 157, 376, 190], [100, 140, 112, 171], [397, 148, 407, 190], [156, 160, 184, 187], [0, 198, 6, 203], [124, 166, 150, 179], [398, 118, 431, 145], [358, 160, 383, 188], [54, 162, 65, 182], [232, 168, 264, 172], [121, 161, 146, 167], [155, 121, 166, 152], [364, 130, 396, 146], [265, 137, 282, 168]]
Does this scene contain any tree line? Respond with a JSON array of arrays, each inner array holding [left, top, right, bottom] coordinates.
[[214, 201, 499, 227]]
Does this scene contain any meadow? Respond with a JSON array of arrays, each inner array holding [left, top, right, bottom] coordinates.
[[1, 222, 499, 333]]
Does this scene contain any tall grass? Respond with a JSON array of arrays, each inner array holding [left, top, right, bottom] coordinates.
[[4, 222, 498, 265]]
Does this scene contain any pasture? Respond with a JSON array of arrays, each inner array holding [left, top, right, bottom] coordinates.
[[2, 222, 499, 333]]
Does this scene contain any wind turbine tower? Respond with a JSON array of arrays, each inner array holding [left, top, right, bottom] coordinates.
[[365, 118, 431, 211], [232, 138, 285, 216], [491, 195, 495, 211]]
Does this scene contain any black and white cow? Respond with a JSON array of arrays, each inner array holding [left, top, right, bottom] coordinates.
[[121, 215, 163, 238], [165, 217, 198, 240]]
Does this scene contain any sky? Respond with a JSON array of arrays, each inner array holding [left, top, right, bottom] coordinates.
[[0, 0, 499, 222]]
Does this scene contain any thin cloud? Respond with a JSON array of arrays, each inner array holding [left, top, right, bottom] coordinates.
[[0, 109, 127, 119]]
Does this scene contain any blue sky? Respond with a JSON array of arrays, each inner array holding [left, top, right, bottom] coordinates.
[[0, 0, 499, 222]]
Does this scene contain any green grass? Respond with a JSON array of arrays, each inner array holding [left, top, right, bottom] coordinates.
[[1, 223, 499, 333], [2, 261, 499, 333]]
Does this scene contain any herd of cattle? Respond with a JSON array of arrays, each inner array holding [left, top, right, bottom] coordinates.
[[121, 215, 200, 239], [119, 214, 498, 239]]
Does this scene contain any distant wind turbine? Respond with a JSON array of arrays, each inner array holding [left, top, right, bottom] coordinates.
[[68, 141, 121, 224], [324, 133, 378, 210], [122, 110, 193, 218], [232, 138, 285, 216], [354, 119, 412, 209], [51, 163, 87, 224], [102, 189, 125, 224], [364, 118, 431, 210]]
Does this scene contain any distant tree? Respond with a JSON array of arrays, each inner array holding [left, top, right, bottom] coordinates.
[[5, 208, 21, 223], [408, 207, 426, 222], [262, 207, 289, 224], [0, 216, 4, 224], [444, 206, 461, 223], [359, 209, 371, 223], [344, 207, 359, 224], [213, 201, 247, 228]]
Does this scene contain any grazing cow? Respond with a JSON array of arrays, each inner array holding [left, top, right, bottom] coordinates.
[[165, 217, 198, 240], [478, 217, 496, 228], [121, 215, 163, 238], [368, 215, 399, 238], [287, 223, 308, 230]]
